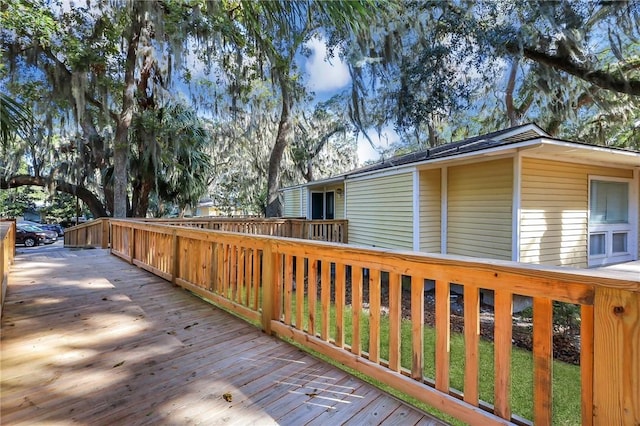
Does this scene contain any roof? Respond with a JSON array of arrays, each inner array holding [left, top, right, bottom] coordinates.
[[351, 123, 546, 175], [281, 123, 640, 191]]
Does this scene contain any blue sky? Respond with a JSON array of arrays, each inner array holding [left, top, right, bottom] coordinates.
[[303, 37, 398, 165]]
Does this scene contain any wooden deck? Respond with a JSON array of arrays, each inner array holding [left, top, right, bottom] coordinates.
[[1, 246, 445, 425]]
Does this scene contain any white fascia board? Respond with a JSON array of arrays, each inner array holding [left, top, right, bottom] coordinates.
[[497, 123, 550, 140], [349, 138, 640, 181], [282, 176, 345, 192], [347, 165, 417, 182]]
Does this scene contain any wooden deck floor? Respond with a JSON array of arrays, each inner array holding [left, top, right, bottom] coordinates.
[[1, 245, 446, 425]]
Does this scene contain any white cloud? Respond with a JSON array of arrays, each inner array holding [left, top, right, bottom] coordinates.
[[304, 37, 351, 93], [356, 127, 399, 165]]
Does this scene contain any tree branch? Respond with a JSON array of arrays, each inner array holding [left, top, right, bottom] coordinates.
[[1, 175, 107, 217], [520, 46, 640, 96]]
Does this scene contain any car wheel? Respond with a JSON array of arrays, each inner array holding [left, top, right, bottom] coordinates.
[[24, 237, 36, 247]]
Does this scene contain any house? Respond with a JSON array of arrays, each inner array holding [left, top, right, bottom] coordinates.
[[281, 123, 640, 268]]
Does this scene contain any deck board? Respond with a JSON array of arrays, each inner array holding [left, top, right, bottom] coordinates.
[[1, 246, 446, 425]]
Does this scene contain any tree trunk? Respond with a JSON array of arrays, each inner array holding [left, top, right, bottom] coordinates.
[[265, 76, 292, 218], [113, 4, 142, 218]]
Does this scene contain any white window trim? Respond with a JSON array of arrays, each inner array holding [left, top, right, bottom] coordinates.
[[588, 175, 637, 267], [413, 170, 420, 251], [512, 153, 522, 262]]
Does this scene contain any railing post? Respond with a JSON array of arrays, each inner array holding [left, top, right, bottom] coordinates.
[[344, 220, 348, 243], [101, 219, 110, 249], [261, 245, 275, 335], [171, 230, 179, 285], [593, 287, 640, 425], [129, 225, 135, 264]]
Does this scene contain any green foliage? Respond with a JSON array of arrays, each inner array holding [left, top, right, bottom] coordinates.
[[129, 103, 214, 213], [0, 187, 37, 218], [0, 93, 33, 148], [40, 191, 88, 223]]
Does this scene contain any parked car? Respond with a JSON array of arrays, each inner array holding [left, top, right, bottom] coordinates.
[[17, 223, 57, 244], [15, 225, 48, 247], [38, 223, 64, 236]]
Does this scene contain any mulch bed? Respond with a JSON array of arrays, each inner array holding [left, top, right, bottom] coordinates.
[[333, 279, 582, 365]]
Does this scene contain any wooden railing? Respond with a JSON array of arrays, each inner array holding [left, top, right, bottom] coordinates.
[[109, 219, 639, 425], [65, 217, 347, 248], [138, 217, 348, 243], [63, 218, 110, 248], [1, 220, 16, 317]]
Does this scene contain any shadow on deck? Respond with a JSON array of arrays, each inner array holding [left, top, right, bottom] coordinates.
[[1, 245, 445, 425]]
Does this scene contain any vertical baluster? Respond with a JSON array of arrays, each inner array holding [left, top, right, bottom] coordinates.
[[463, 286, 480, 405], [295, 256, 305, 330], [388, 272, 401, 372], [320, 260, 331, 341], [335, 263, 346, 348], [411, 277, 425, 380], [308, 258, 317, 336], [435, 280, 450, 392], [351, 267, 363, 356], [369, 269, 381, 364], [494, 291, 513, 420], [580, 304, 594, 426], [283, 254, 293, 325], [533, 297, 553, 425]]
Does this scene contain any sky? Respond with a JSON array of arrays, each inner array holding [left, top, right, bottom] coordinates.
[[303, 37, 399, 165]]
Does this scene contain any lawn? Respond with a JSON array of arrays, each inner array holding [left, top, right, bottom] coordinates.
[[285, 299, 582, 425]]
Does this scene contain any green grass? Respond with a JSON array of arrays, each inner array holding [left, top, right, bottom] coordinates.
[[284, 298, 581, 425], [205, 283, 581, 425]]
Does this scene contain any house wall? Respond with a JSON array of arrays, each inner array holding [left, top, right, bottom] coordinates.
[[419, 169, 441, 253], [324, 183, 345, 220], [283, 188, 302, 217], [519, 158, 633, 267], [447, 158, 513, 260], [346, 172, 414, 250]]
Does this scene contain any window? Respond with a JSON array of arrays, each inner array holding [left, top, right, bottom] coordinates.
[[589, 233, 606, 256], [590, 180, 629, 224], [612, 232, 628, 254], [588, 177, 635, 267]]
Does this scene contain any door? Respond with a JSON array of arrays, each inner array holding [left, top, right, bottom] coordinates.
[[588, 178, 633, 266], [325, 191, 335, 220], [311, 191, 335, 220], [311, 192, 324, 219]]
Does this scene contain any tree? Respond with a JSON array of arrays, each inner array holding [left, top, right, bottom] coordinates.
[[222, 1, 373, 217], [129, 103, 213, 216], [0, 93, 33, 147]]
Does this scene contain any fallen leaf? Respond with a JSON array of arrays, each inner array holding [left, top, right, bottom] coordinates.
[[223, 392, 232, 402]]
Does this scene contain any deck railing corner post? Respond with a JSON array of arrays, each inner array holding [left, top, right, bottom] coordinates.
[[592, 286, 640, 425], [101, 218, 110, 249]]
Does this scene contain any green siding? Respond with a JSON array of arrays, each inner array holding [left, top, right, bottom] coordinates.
[[283, 188, 301, 217], [447, 158, 513, 260], [419, 169, 441, 253], [346, 172, 413, 250], [520, 158, 634, 267]]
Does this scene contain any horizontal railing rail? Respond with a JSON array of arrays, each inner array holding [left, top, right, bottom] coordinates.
[[65, 217, 348, 248], [137, 217, 348, 243], [63, 218, 110, 248], [109, 219, 639, 425], [1, 219, 16, 318]]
